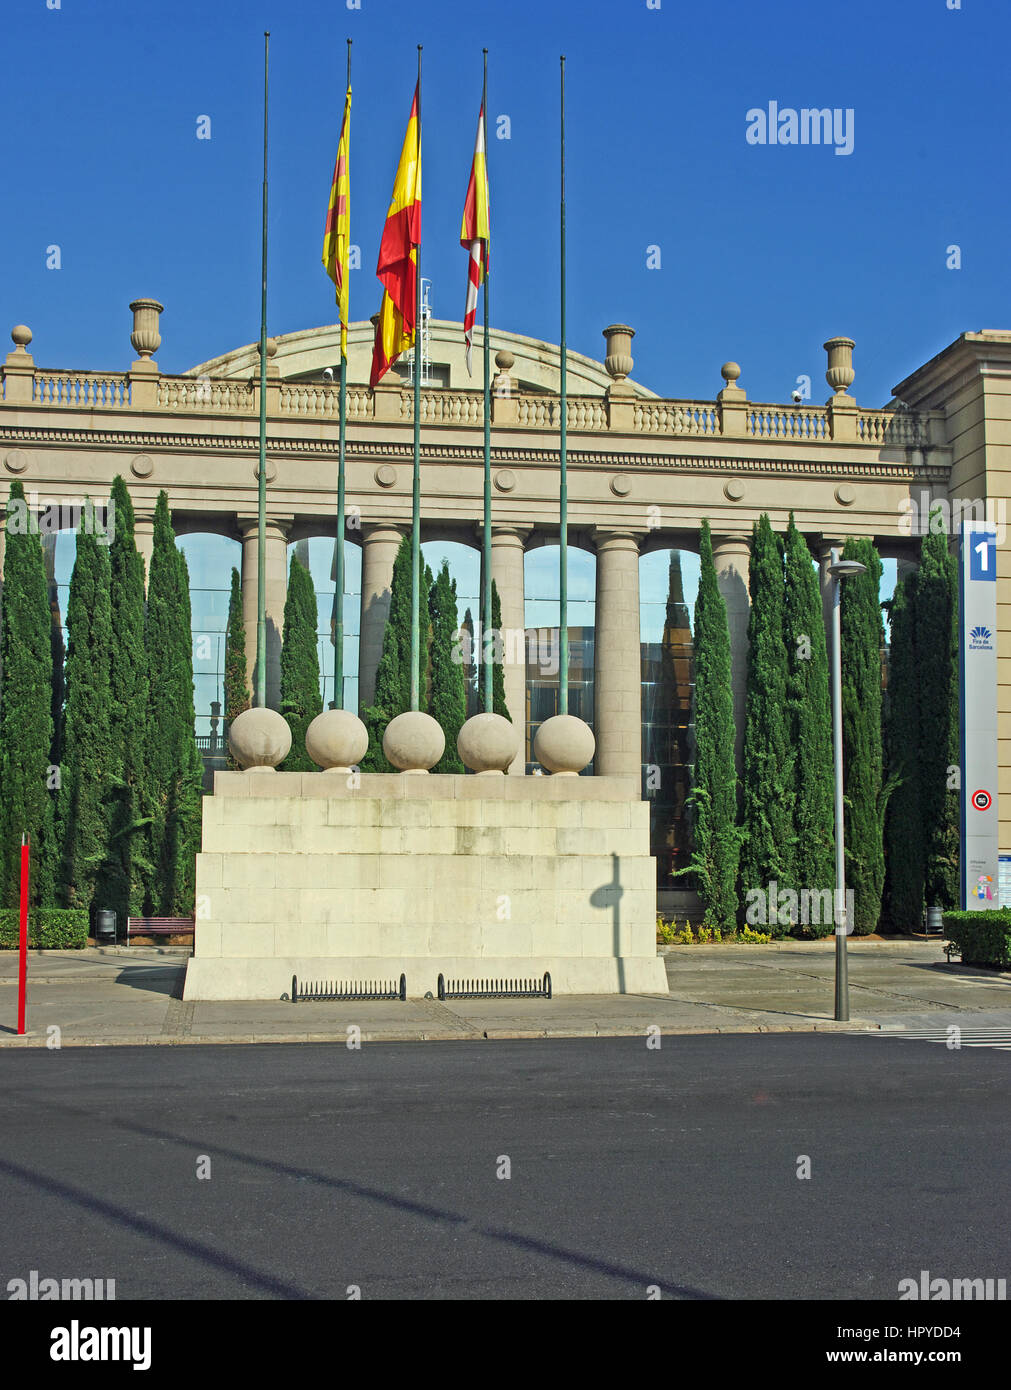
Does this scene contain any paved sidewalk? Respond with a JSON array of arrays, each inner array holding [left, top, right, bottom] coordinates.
[[0, 938, 1008, 1048]]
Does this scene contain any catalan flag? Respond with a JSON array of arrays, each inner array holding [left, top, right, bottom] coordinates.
[[322, 86, 352, 359], [460, 103, 490, 376], [370, 84, 421, 388]]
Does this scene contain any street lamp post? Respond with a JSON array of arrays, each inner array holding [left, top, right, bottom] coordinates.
[[828, 547, 867, 1023]]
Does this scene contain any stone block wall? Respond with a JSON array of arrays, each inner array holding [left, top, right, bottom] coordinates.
[[182, 773, 668, 999]]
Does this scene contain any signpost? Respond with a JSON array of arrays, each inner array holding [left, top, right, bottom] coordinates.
[[959, 521, 1000, 910]]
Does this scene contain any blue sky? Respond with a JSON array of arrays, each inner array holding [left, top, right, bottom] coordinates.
[[2, 0, 1003, 405]]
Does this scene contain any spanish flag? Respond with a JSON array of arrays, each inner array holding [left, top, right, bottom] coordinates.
[[370, 85, 421, 388], [460, 103, 490, 376], [322, 86, 352, 359]]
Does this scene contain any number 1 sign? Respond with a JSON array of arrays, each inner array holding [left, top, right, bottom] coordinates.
[[959, 522, 1000, 910]]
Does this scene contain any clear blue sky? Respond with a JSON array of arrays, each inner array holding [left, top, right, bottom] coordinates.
[[2, 0, 1003, 406]]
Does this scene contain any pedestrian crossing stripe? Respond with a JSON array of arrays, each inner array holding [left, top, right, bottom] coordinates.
[[848, 1027, 1011, 1051]]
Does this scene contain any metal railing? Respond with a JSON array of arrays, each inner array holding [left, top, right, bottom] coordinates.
[[437, 972, 552, 1000], [283, 974, 407, 1002]]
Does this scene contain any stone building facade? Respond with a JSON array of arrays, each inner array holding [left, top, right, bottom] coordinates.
[[2, 304, 1007, 881]]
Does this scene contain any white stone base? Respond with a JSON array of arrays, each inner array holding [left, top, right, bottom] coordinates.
[[184, 954, 668, 1000], [183, 771, 665, 1001]]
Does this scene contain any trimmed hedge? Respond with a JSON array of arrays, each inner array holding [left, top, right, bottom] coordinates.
[[942, 909, 1011, 969], [0, 908, 89, 950]]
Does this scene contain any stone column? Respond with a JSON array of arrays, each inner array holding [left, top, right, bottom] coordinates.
[[133, 510, 155, 591], [896, 555, 919, 589], [593, 529, 643, 779], [488, 523, 531, 774], [358, 523, 404, 709], [238, 515, 291, 710], [711, 532, 751, 774]]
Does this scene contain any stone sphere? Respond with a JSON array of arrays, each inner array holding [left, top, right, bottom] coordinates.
[[383, 711, 445, 773], [227, 707, 292, 771], [457, 712, 520, 775], [305, 709, 368, 771], [533, 714, 595, 775]]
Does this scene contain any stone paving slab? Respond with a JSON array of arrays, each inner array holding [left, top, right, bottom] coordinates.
[[0, 941, 1008, 1048]]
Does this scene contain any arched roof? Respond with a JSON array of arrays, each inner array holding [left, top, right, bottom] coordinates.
[[186, 319, 657, 398]]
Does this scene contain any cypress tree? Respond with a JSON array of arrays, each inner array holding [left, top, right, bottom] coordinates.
[[223, 567, 250, 770], [739, 514, 794, 932], [142, 492, 203, 915], [461, 607, 478, 718], [279, 554, 323, 772], [57, 503, 113, 916], [840, 536, 886, 935], [360, 538, 433, 770], [96, 477, 151, 923], [429, 561, 467, 773], [0, 481, 56, 907], [883, 522, 959, 928], [918, 525, 960, 909], [490, 578, 511, 720], [883, 568, 923, 929], [783, 515, 835, 936], [680, 520, 740, 931]]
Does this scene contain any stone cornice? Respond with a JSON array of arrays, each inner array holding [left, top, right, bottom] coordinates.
[[893, 331, 1011, 409], [0, 422, 947, 483]]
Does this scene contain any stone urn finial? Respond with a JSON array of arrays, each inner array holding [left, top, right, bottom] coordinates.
[[493, 348, 515, 398], [129, 298, 164, 360], [10, 324, 32, 353], [602, 324, 635, 382], [823, 336, 855, 395]]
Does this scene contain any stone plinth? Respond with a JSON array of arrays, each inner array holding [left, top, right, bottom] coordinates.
[[182, 773, 667, 999]]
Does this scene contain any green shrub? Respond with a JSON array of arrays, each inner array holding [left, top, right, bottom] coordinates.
[[0, 907, 89, 949], [942, 910, 1011, 968]]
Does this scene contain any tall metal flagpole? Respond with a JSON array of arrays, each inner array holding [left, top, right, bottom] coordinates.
[[410, 46, 423, 711], [482, 50, 493, 713], [558, 55, 568, 716], [335, 37, 351, 711], [255, 31, 270, 709]]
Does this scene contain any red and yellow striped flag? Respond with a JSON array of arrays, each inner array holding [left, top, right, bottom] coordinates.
[[322, 86, 352, 359], [370, 85, 421, 388], [460, 104, 490, 376]]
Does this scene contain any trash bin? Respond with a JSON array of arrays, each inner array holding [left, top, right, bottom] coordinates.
[[96, 909, 117, 943], [926, 904, 944, 935]]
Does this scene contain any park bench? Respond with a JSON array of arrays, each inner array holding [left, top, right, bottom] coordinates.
[[126, 916, 196, 944]]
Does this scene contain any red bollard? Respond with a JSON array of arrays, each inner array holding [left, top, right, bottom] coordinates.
[[17, 833, 29, 1036]]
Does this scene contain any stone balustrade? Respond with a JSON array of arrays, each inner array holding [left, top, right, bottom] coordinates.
[[0, 322, 945, 448]]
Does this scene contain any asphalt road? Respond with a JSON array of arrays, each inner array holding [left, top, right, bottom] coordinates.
[[1, 1035, 1008, 1300]]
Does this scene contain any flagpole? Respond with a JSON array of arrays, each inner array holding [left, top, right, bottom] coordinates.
[[334, 36, 351, 711], [255, 30, 270, 710], [410, 45, 423, 712], [558, 54, 568, 717], [481, 49, 493, 714]]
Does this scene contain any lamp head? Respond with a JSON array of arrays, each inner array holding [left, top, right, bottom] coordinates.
[[827, 559, 867, 580]]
